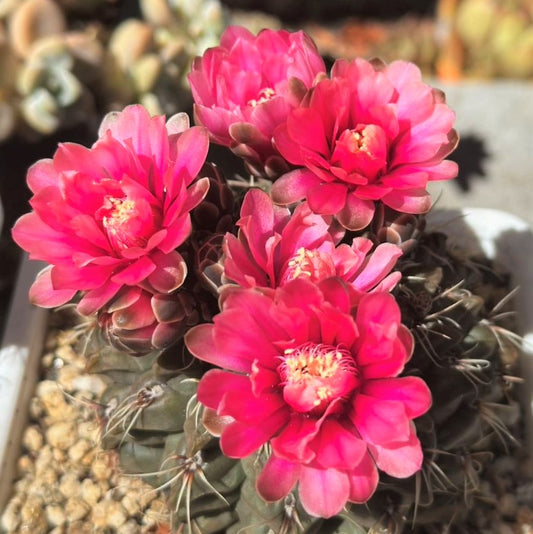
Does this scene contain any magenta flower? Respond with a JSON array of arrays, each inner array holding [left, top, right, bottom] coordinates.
[[12, 105, 210, 315], [188, 26, 326, 177], [223, 188, 402, 297], [185, 279, 431, 517], [272, 59, 458, 230]]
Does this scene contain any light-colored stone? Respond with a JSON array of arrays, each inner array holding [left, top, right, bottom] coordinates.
[[14, 477, 32, 494], [66, 520, 94, 534], [121, 491, 143, 516], [56, 365, 83, 391], [52, 447, 67, 463], [38, 466, 58, 486], [55, 344, 80, 365], [91, 455, 113, 481], [79, 478, 103, 506], [34, 444, 54, 474], [71, 373, 108, 396], [1, 494, 23, 531], [117, 519, 144, 533], [19, 494, 47, 533], [67, 438, 91, 463], [22, 424, 44, 452], [17, 454, 35, 476], [59, 472, 80, 499], [143, 497, 169, 525], [65, 496, 90, 522], [28, 396, 44, 419], [45, 504, 66, 527], [77, 420, 100, 441], [36, 380, 75, 421], [46, 421, 78, 450], [91, 499, 128, 528]]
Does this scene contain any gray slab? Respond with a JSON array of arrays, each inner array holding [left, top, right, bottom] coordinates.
[[427, 80, 533, 229]]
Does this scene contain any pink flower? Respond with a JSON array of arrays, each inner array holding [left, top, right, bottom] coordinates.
[[188, 26, 326, 177], [185, 279, 431, 518], [272, 59, 458, 230], [223, 188, 402, 298], [12, 105, 210, 315]]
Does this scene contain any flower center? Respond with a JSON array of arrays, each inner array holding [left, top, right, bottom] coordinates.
[[100, 196, 155, 250], [247, 87, 276, 107], [331, 124, 388, 180], [281, 247, 336, 284], [278, 342, 359, 414]]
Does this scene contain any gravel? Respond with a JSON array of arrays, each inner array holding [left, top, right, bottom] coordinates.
[[0, 316, 170, 533]]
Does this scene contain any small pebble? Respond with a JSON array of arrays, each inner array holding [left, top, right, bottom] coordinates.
[[34, 445, 54, 474], [72, 374, 108, 395], [52, 447, 68, 463], [122, 491, 143, 516], [143, 497, 169, 525], [65, 496, 91, 521], [68, 438, 91, 463], [14, 477, 32, 494], [1, 495, 23, 531], [20, 494, 47, 533], [118, 519, 144, 533], [36, 380, 74, 421], [66, 520, 94, 534], [59, 472, 80, 499], [80, 478, 103, 506], [22, 425, 44, 452], [91, 455, 113, 481], [28, 396, 44, 419], [39, 466, 59, 486], [17, 455, 35, 476], [45, 504, 66, 527], [77, 420, 100, 441], [55, 344, 80, 365], [91, 499, 128, 528], [57, 365, 83, 391], [46, 421, 78, 450]]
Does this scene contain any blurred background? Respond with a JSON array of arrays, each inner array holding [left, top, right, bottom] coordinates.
[[1, 0, 532, 334]]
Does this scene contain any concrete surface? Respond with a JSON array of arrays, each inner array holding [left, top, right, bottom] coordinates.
[[428, 80, 533, 229]]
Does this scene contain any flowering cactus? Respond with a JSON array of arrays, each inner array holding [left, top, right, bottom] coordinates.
[[189, 25, 326, 177], [12, 25, 524, 534], [222, 188, 402, 296], [271, 59, 459, 230], [12, 105, 210, 315], [185, 279, 431, 517]]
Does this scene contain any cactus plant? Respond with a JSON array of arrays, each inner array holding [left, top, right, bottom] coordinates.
[[11, 25, 528, 534]]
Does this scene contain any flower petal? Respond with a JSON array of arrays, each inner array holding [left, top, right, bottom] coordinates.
[[368, 424, 424, 478], [347, 453, 379, 503], [298, 466, 350, 518], [29, 266, 76, 308], [256, 455, 300, 502], [271, 168, 321, 206], [362, 376, 432, 419]]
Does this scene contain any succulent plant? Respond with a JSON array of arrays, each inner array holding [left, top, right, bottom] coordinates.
[[12, 25, 527, 534], [104, 0, 227, 118], [0, 0, 227, 141]]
